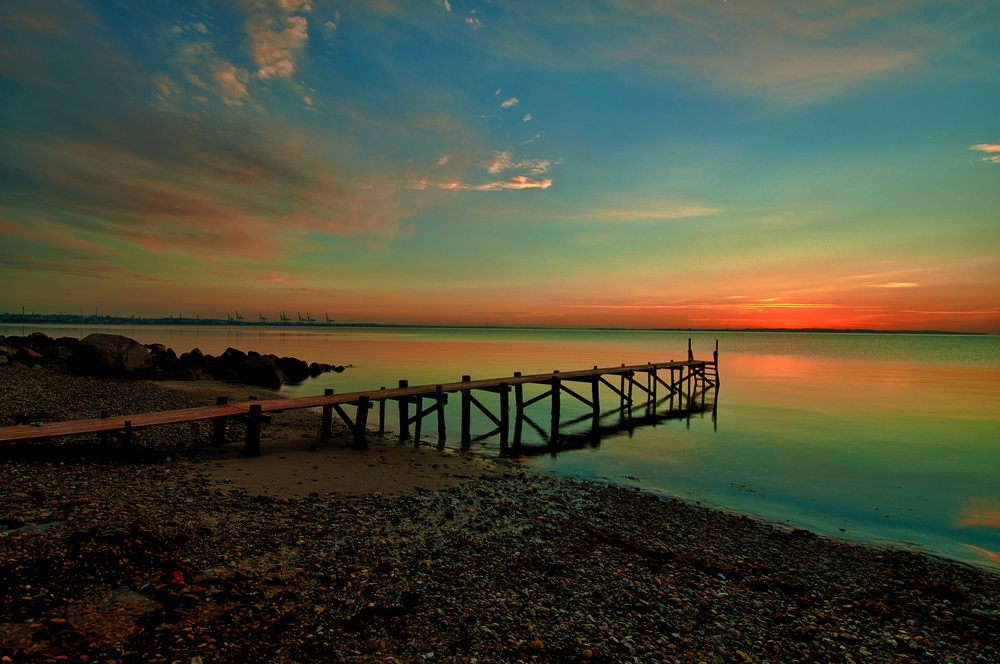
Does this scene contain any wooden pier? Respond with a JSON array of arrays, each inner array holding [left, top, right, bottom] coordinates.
[[0, 340, 719, 457]]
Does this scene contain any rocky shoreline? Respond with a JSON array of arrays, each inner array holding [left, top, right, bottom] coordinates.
[[1, 367, 999, 663], [0, 331, 345, 388]]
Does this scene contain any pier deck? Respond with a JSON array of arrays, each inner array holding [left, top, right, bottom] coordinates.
[[0, 342, 719, 456]]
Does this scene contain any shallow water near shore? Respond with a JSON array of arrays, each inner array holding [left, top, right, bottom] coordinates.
[[4, 324, 999, 571]]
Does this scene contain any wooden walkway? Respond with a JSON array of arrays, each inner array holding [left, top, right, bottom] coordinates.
[[0, 341, 719, 456]]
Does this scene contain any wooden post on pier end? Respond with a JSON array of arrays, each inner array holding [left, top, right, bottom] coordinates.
[[353, 396, 370, 449], [212, 396, 229, 445], [688, 337, 694, 361], [513, 372, 524, 450], [627, 370, 634, 419], [461, 375, 471, 446], [245, 404, 262, 457], [321, 389, 334, 438], [378, 387, 386, 434], [398, 379, 410, 442], [436, 385, 447, 448], [121, 421, 133, 446], [550, 372, 561, 447], [591, 367, 600, 432]]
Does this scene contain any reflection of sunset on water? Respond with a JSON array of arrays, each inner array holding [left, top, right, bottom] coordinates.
[[960, 544, 1000, 565], [956, 497, 1000, 530]]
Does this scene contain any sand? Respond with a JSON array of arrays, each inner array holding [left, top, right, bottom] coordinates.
[[159, 379, 513, 497]]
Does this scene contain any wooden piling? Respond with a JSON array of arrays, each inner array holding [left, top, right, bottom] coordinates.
[[212, 396, 229, 445], [398, 379, 410, 442], [378, 387, 386, 433], [550, 375, 561, 446], [436, 385, 447, 447], [354, 396, 370, 449], [513, 372, 523, 449], [499, 382, 509, 453], [321, 388, 334, 438], [245, 404, 262, 457], [99, 409, 109, 445], [461, 375, 471, 445]]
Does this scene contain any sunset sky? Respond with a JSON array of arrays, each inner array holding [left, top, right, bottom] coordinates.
[[1, 1, 998, 332]]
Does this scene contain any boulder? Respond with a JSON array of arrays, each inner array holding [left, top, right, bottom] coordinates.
[[238, 355, 284, 389], [73, 333, 153, 376], [219, 347, 248, 370], [276, 356, 310, 383], [14, 347, 44, 367]]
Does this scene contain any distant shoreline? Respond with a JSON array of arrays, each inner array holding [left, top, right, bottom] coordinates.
[[0, 313, 988, 336]]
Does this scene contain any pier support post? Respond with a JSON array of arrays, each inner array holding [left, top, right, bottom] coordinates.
[[499, 382, 509, 454], [436, 385, 447, 448], [321, 388, 334, 438], [378, 387, 386, 433], [212, 396, 229, 445], [550, 374, 561, 447], [353, 396, 370, 449], [513, 372, 523, 450], [398, 380, 410, 442], [413, 395, 423, 444], [245, 404, 262, 457], [591, 370, 600, 432], [461, 375, 471, 446], [688, 337, 693, 361], [100, 409, 109, 445]]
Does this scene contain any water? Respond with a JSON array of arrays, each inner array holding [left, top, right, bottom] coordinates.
[[4, 324, 999, 571]]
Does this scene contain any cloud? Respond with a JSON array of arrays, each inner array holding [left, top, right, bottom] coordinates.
[[486, 151, 549, 175], [409, 176, 552, 191], [501, 97, 518, 108], [0, 254, 158, 282], [522, 113, 532, 122], [971, 143, 1000, 163], [466, 15, 482, 30], [247, 13, 309, 80], [212, 61, 249, 105], [435, 0, 451, 12], [870, 282, 919, 288]]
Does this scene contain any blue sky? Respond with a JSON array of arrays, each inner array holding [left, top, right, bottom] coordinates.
[[1, 1, 998, 331]]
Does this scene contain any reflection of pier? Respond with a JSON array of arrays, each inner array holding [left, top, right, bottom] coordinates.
[[0, 341, 719, 458]]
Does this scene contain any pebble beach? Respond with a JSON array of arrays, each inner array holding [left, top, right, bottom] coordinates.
[[1, 366, 999, 663]]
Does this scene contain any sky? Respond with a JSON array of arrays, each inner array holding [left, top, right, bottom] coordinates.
[[1, 0, 998, 332]]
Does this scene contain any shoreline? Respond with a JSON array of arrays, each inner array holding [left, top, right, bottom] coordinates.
[[2, 367, 999, 662]]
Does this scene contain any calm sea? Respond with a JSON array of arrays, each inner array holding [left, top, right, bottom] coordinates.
[[4, 324, 999, 571]]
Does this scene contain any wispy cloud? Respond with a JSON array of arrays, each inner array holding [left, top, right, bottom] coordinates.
[[971, 143, 1000, 163], [501, 97, 518, 108], [0, 254, 158, 282], [870, 282, 919, 288], [522, 113, 532, 122]]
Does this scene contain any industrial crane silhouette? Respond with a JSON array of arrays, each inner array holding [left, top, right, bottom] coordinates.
[[259, 312, 267, 323], [305, 312, 316, 323], [280, 311, 291, 323], [234, 311, 245, 323], [325, 314, 334, 323]]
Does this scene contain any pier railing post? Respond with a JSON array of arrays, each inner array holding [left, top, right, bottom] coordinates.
[[321, 388, 334, 438], [461, 375, 471, 446], [591, 368, 600, 433], [413, 395, 423, 445], [245, 404, 262, 457], [212, 396, 229, 445], [398, 379, 410, 442]]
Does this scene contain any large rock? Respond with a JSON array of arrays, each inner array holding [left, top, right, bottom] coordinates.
[[73, 333, 153, 376], [238, 355, 284, 389], [276, 356, 310, 384]]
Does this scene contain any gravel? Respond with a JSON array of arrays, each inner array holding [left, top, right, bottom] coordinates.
[[1, 365, 998, 663]]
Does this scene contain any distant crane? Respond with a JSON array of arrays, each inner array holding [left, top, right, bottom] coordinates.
[[259, 311, 268, 323], [280, 311, 291, 323], [297, 312, 306, 324], [306, 312, 316, 323], [234, 310, 245, 323], [325, 314, 334, 324]]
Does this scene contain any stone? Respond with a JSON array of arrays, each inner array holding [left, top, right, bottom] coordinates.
[[14, 347, 44, 367], [277, 356, 310, 383], [73, 333, 153, 376], [238, 355, 285, 388], [219, 347, 248, 369]]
